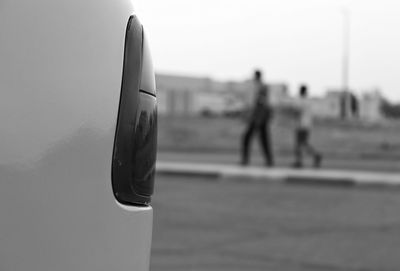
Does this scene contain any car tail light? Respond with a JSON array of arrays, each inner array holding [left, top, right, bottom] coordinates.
[[112, 16, 157, 206]]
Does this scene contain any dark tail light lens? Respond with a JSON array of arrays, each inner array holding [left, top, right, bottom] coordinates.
[[112, 16, 157, 206]]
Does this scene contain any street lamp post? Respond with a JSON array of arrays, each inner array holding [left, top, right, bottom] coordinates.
[[341, 7, 351, 119], [342, 7, 350, 93]]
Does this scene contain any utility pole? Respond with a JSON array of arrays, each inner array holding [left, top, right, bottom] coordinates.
[[341, 7, 351, 119], [342, 7, 350, 92]]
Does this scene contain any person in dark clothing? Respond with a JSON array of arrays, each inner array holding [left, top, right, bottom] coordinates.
[[350, 93, 359, 118], [241, 70, 274, 166]]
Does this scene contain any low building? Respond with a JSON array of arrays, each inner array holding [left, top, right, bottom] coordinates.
[[156, 74, 227, 116], [156, 73, 383, 122], [359, 90, 382, 122]]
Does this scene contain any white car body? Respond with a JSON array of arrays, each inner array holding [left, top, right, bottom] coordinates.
[[0, 0, 155, 270]]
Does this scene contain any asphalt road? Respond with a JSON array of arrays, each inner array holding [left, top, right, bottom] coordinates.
[[151, 174, 400, 271]]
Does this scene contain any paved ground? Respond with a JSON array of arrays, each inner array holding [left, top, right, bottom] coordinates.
[[157, 151, 400, 173], [151, 174, 400, 271], [156, 161, 400, 185]]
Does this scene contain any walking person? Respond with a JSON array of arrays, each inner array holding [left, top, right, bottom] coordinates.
[[241, 70, 274, 166], [293, 85, 322, 168]]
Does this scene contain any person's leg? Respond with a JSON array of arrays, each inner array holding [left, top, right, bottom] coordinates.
[[293, 128, 305, 168], [304, 143, 317, 156], [259, 121, 274, 166], [303, 130, 316, 155], [241, 122, 255, 165], [303, 130, 322, 168]]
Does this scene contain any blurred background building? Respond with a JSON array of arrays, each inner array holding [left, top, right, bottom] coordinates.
[[156, 73, 383, 122]]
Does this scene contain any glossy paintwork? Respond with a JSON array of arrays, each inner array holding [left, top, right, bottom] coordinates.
[[0, 1, 152, 270]]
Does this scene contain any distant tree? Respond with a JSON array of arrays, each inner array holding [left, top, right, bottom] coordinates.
[[381, 99, 400, 119]]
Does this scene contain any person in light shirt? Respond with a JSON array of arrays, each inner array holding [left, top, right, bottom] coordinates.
[[293, 85, 322, 168]]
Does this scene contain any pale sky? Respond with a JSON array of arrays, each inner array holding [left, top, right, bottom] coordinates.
[[133, 0, 400, 101]]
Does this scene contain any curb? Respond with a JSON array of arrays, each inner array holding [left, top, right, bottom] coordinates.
[[156, 161, 400, 187]]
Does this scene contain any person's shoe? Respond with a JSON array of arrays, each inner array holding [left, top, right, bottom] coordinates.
[[314, 154, 322, 168]]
